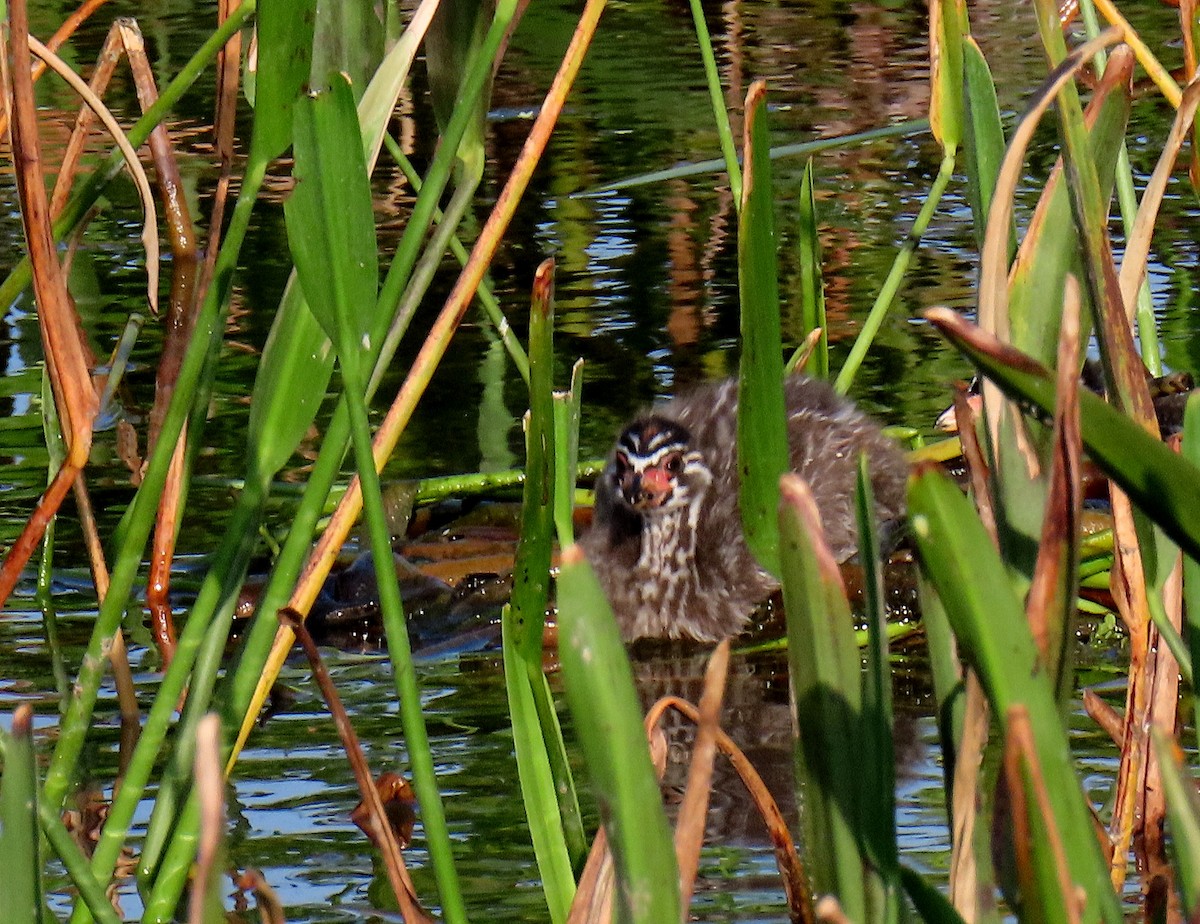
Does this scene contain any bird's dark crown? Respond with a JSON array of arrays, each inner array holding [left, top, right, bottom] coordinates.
[[616, 415, 692, 460]]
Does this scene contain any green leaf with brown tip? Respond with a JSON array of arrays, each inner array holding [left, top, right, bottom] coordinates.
[[738, 81, 788, 578]]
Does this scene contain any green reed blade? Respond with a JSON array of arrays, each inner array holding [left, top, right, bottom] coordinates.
[[737, 82, 787, 579], [1, 708, 43, 924], [899, 864, 968, 924], [833, 150, 954, 395], [506, 262, 585, 908], [509, 262, 556, 661], [577, 119, 928, 197], [553, 360, 584, 545], [557, 546, 682, 924], [503, 622, 576, 924]]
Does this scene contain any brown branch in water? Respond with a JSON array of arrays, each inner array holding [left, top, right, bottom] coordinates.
[[674, 639, 730, 910], [644, 693, 814, 924]]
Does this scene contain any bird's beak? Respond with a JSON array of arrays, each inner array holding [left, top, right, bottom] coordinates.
[[627, 465, 673, 510]]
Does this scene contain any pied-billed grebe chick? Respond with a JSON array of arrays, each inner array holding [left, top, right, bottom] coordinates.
[[580, 376, 908, 642]]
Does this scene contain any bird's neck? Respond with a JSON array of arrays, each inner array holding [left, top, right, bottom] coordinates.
[[635, 489, 706, 611]]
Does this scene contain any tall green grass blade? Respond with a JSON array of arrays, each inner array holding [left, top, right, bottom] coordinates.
[[909, 465, 1121, 924], [856, 458, 899, 921], [557, 546, 681, 924], [737, 82, 788, 578], [502, 623, 575, 922], [778, 475, 866, 918], [685, 0, 741, 201], [1153, 728, 1200, 916], [795, 158, 827, 379], [509, 261, 555, 662], [1, 707, 43, 924]]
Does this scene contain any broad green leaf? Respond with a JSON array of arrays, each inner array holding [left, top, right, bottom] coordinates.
[[778, 474, 867, 918], [961, 37, 1007, 256], [929, 0, 965, 154], [310, 0, 384, 99], [285, 75, 380, 347], [250, 0, 317, 163], [910, 465, 1122, 924], [557, 547, 682, 924]]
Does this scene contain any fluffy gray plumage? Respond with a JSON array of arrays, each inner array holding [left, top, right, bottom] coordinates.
[[580, 376, 908, 642]]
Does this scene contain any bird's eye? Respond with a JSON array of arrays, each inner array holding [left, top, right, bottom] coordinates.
[[664, 453, 683, 474]]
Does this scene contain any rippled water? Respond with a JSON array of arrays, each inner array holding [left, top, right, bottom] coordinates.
[[1, 0, 1191, 918]]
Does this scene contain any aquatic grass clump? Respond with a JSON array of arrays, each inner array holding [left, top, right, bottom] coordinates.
[[2, 0, 1200, 921]]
